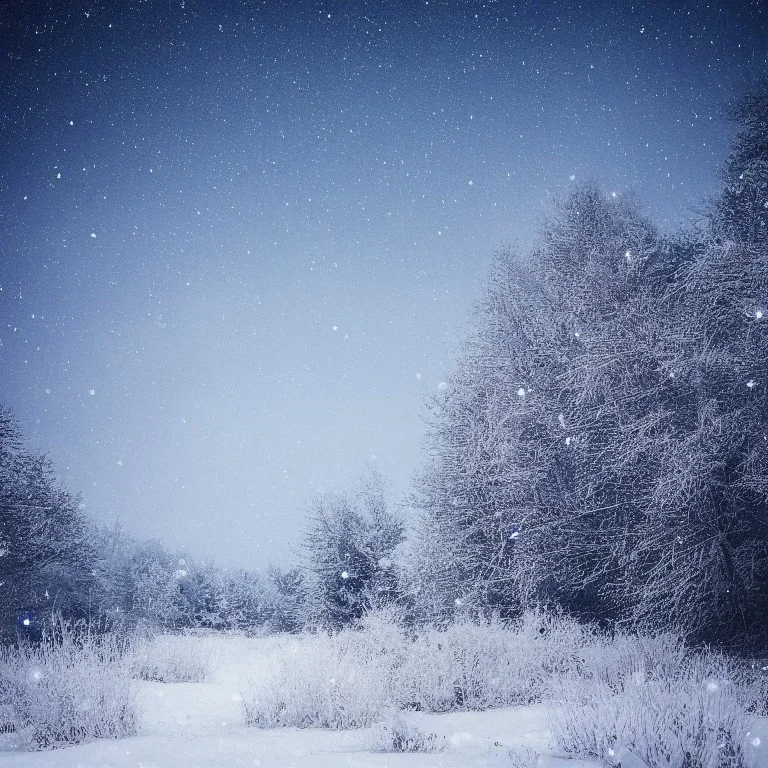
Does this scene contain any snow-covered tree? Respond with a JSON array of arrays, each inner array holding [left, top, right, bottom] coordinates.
[[222, 567, 267, 631], [414, 187, 665, 623], [130, 541, 188, 630], [301, 469, 403, 629], [624, 80, 768, 643], [714, 78, 768, 249], [413, 82, 768, 646], [89, 520, 137, 631], [0, 406, 97, 641], [261, 565, 305, 633]]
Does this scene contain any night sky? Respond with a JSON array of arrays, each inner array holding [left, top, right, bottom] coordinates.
[[1, 0, 765, 569]]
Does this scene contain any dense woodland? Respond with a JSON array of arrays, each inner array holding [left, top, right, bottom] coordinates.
[[2, 80, 768, 649]]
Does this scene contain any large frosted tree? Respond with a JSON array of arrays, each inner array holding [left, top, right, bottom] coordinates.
[[624, 80, 768, 643], [413, 81, 768, 645], [413, 187, 665, 623]]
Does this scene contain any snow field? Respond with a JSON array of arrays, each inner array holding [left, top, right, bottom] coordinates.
[[1, 614, 767, 767]]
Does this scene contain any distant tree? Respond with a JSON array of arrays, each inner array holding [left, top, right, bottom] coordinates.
[[180, 558, 228, 629], [0, 406, 97, 641], [262, 565, 305, 633], [301, 469, 403, 629], [130, 540, 188, 630], [223, 567, 267, 631], [90, 520, 137, 630]]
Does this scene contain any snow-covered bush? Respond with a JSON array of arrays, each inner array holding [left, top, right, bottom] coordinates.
[[241, 608, 597, 728], [241, 632, 393, 729], [132, 633, 212, 683], [240, 608, 599, 731], [396, 620, 527, 711], [734, 659, 768, 719], [0, 621, 137, 750], [367, 711, 445, 753], [395, 611, 592, 711], [507, 744, 542, 767], [549, 651, 758, 768], [558, 630, 687, 698]]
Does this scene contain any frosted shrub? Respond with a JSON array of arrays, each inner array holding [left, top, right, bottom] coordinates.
[[241, 609, 602, 728], [561, 630, 688, 698], [367, 711, 445, 753], [353, 606, 410, 665], [242, 632, 393, 729], [514, 609, 596, 678], [734, 660, 768, 718], [395, 627, 462, 711], [550, 653, 758, 768], [507, 744, 542, 767], [132, 633, 212, 683], [396, 612, 593, 711], [396, 620, 530, 711], [0, 621, 137, 751]]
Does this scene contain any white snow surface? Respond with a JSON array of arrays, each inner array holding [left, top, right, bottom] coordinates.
[[0, 635, 607, 768]]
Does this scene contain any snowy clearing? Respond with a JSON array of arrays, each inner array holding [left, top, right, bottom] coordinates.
[[1, 631, 766, 768], [0, 634, 599, 767]]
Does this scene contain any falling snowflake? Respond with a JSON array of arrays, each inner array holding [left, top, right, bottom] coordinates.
[[517, 387, 526, 398], [90, 232, 97, 238], [747, 380, 758, 390], [341, 571, 349, 579], [755, 309, 763, 319]]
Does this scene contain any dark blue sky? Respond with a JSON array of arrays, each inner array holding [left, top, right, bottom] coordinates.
[[1, 0, 765, 569]]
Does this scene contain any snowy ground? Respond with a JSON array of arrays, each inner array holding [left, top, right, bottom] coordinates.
[[0, 635, 764, 768]]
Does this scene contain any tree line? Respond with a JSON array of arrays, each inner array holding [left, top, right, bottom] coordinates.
[[2, 79, 767, 647]]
